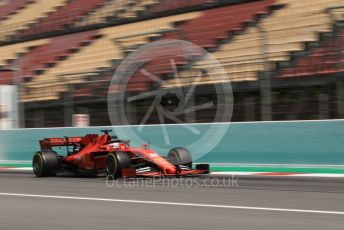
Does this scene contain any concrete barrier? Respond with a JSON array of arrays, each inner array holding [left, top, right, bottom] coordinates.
[[0, 120, 343, 168]]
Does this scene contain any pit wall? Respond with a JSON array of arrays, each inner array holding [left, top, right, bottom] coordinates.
[[0, 120, 343, 173]]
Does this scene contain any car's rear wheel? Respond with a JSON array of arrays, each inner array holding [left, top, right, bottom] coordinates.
[[105, 152, 130, 179], [167, 147, 192, 169], [32, 150, 58, 177]]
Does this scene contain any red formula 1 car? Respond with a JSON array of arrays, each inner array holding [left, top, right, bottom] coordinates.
[[32, 130, 209, 178]]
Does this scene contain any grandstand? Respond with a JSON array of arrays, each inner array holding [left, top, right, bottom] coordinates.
[[0, 0, 342, 127], [165, 0, 344, 87]]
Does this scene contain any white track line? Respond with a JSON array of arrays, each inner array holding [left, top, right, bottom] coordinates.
[[0, 192, 343, 215], [211, 172, 265, 176], [1, 168, 344, 178], [293, 173, 344, 178], [0, 167, 32, 171], [210, 172, 344, 178]]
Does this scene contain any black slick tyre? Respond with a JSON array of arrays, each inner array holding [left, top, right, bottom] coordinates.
[[105, 152, 130, 179], [32, 150, 58, 177], [167, 147, 192, 168]]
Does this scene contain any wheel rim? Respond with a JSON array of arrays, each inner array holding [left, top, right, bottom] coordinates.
[[33, 155, 42, 176], [169, 151, 180, 165], [106, 156, 115, 175]]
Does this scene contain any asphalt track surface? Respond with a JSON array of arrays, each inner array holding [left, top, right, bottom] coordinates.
[[0, 172, 343, 230]]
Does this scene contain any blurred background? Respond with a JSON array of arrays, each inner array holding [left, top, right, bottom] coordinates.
[[0, 0, 343, 128]]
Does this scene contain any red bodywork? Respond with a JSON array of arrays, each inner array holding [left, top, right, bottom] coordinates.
[[39, 133, 208, 177]]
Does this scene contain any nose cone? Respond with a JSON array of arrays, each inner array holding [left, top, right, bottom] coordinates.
[[164, 166, 177, 174]]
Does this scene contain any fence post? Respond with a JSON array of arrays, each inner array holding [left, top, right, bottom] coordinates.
[[258, 25, 272, 121]]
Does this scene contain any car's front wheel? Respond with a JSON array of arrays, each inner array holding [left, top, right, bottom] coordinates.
[[167, 147, 192, 169]]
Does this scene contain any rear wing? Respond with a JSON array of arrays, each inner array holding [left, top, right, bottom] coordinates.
[[40, 137, 83, 150]]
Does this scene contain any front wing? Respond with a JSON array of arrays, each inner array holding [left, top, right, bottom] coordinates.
[[122, 164, 210, 178]]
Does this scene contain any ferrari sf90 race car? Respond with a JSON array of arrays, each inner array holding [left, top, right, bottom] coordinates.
[[32, 130, 209, 178]]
